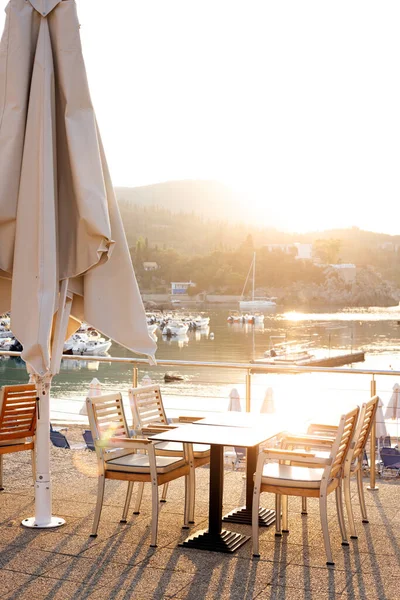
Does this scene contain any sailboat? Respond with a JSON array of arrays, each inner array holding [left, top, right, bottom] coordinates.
[[239, 252, 277, 310]]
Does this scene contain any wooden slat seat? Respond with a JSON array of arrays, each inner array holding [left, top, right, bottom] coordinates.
[[0, 384, 37, 490], [86, 392, 194, 547], [129, 384, 210, 519], [261, 463, 325, 488], [252, 406, 359, 566]]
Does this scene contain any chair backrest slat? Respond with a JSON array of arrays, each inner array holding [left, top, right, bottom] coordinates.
[[350, 396, 379, 463], [327, 407, 359, 480], [129, 385, 168, 432], [86, 392, 130, 458], [0, 384, 37, 440]]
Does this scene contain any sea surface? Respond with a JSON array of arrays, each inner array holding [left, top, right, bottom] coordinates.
[[1, 304, 400, 432]]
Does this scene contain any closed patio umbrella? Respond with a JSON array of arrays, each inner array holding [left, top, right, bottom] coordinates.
[[0, 0, 156, 528], [385, 383, 400, 420], [227, 388, 241, 412], [260, 387, 275, 414]]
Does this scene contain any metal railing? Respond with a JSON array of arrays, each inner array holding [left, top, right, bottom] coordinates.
[[1, 349, 399, 492]]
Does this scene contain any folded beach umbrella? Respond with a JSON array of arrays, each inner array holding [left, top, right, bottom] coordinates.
[[375, 396, 388, 439], [260, 387, 275, 414], [228, 388, 241, 412], [385, 383, 400, 420], [0, 0, 156, 527]]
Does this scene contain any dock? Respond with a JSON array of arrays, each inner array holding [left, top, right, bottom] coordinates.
[[251, 350, 365, 371]]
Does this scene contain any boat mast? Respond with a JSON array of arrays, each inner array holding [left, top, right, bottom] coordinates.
[[252, 252, 255, 301]]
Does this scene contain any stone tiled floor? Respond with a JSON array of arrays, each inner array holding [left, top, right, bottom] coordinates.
[[0, 446, 399, 599]]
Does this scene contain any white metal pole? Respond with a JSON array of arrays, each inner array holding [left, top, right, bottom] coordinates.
[[22, 279, 71, 529]]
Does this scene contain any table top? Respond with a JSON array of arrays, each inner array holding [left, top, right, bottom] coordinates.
[[150, 423, 281, 448], [197, 411, 277, 428]]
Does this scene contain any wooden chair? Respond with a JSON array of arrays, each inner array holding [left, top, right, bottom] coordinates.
[[292, 396, 379, 537], [129, 384, 210, 520], [86, 392, 194, 546], [252, 407, 359, 565], [0, 384, 37, 490]]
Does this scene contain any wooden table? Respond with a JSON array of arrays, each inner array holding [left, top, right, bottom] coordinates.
[[196, 412, 281, 528], [150, 423, 279, 553]]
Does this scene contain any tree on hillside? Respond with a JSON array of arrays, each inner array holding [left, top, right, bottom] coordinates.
[[313, 238, 341, 264]]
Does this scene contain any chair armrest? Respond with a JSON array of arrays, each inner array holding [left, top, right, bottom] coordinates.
[[141, 424, 178, 435], [280, 434, 335, 446], [261, 448, 331, 466], [178, 416, 203, 423], [307, 423, 338, 436], [97, 437, 151, 449]]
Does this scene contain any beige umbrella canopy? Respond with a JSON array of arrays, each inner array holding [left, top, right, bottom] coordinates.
[[0, 0, 156, 527]]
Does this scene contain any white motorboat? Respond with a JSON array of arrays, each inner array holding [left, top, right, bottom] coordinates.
[[64, 333, 88, 353], [228, 313, 264, 324], [72, 337, 112, 355], [192, 316, 210, 329], [0, 336, 15, 351], [162, 320, 189, 337], [239, 253, 276, 311]]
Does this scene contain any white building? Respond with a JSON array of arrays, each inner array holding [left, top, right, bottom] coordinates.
[[171, 281, 196, 296], [265, 242, 313, 260]]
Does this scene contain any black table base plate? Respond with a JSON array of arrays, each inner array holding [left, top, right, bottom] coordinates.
[[223, 507, 276, 527], [179, 529, 250, 553]]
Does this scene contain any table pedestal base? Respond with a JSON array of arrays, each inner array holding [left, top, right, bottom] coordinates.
[[223, 506, 276, 527], [179, 528, 250, 553]]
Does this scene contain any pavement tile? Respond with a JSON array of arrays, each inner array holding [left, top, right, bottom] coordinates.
[[342, 572, 400, 599], [87, 565, 195, 599], [0, 569, 32, 597], [173, 559, 276, 600], [1, 576, 104, 600], [273, 564, 354, 594], [0, 544, 70, 577], [254, 587, 343, 599]]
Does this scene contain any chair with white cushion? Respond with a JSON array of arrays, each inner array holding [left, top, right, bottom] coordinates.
[[252, 406, 359, 566], [129, 384, 210, 521], [86, 392, 194, 546], [0, 384, 37, 490], [292, 396, 379, 538]]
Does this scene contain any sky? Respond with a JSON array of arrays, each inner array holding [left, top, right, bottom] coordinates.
[[1, 0, 400, 235]]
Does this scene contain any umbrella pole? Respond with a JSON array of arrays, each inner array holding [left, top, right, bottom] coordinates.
[[22, 280, 72, 528]]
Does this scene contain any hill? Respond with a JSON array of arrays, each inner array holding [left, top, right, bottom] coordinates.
[[115, 180, 244, 224]]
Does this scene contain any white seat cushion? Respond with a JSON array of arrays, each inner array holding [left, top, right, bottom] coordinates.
[[154, 441, 210, 458], [261, 462, 324, 489], [105, 452, 186, 474]]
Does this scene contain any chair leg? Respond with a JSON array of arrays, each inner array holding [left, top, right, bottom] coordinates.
[[90, 475, 105, 537], [356, 469, 369, 523], [335, 483, 349, 546], [0, 455, 3, 491], [344, 472, 357, 538], [120, 481, 134, 523], [282, 495, 289, 532], [189, 466, 196, 524], [183, 475, 190, 528], [301, 497, 308, 515], [133, 482, 144, 514], [319, 492, 334, 565], [150, 479, 159, 547], [252, 475, 261, 556], [160, 482, 169, 503], [275, 494, 282, 537]]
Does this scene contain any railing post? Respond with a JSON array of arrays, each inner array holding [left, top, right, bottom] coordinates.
[[132, 367, 138, 388], [368, 376, 378, 491], [245, 370, 251, 412]]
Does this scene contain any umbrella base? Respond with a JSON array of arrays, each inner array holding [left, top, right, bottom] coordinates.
[[21, 516, 66, 529]]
